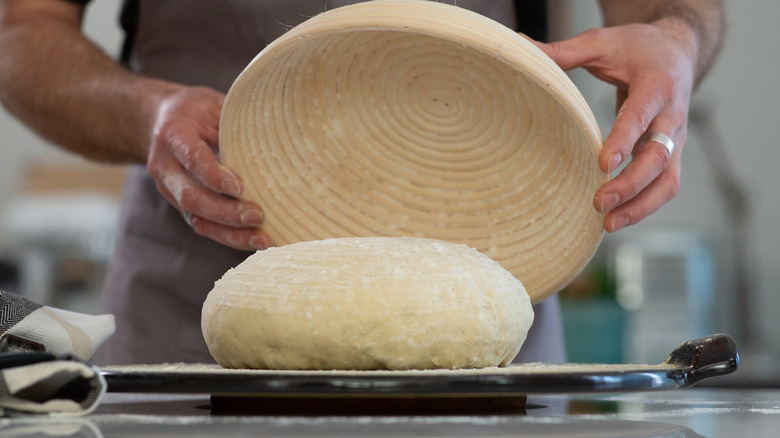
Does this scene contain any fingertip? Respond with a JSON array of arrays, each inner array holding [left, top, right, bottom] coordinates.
[[517, 32, 558, 62], [608, 152, 623, 173], [604, 214, 630, 233], [240, 209, 265, 227], [219, 166, 243, 198], [250, 233, 275, 250], [597, 150, 612, 174], [221, 178, 241, 198], [595, 192, 621, 213]]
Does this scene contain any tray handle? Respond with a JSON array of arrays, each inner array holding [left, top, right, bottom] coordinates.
[[663, 333, 739, 386]]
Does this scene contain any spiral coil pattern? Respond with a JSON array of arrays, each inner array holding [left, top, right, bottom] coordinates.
[[220, 1, 606, 302]]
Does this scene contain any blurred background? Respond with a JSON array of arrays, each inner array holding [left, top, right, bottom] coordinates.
[[0, 1, 775, 384]]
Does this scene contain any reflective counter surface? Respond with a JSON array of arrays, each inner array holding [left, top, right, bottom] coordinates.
[[3, 388, 780, 437]]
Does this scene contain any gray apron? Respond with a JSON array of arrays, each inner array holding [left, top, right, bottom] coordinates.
[[99, 0, 565, 365]]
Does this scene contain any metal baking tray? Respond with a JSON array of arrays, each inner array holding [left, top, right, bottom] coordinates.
[[101, 334, 738, 397]]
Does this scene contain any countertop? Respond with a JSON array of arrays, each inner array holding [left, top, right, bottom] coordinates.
[[3, 388, 780, 437]]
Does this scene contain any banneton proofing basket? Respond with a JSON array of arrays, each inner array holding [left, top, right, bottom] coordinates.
[[220, 0, 608, 304]]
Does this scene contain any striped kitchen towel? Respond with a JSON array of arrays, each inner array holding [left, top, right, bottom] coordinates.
[[0, 290, 114, 362]]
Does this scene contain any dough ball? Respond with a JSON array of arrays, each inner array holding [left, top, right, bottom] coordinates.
[[201, 237, 534, 370]]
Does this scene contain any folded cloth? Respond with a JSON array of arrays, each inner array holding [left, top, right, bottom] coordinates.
[[0, 291, 114, 417], [0, 290, 115, 362], [0, 358, 106, 417]]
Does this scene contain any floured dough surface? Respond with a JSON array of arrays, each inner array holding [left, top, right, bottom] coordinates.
[[201, 237, 534, 370]]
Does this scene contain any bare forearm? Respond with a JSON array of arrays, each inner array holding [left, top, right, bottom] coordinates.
[[599, 0, 725, 86], [0, 0, 181, 163], [0, 0, 274, 251]]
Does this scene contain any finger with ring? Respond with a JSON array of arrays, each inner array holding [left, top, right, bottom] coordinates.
[[639, 132, 674, 157]]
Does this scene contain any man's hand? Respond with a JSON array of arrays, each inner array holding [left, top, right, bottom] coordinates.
[[534, 20, 693, 232], [532, 0, 723, 232], [147, 86, 274, 250]]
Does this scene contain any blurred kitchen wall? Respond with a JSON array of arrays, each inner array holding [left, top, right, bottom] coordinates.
[[0, 1, 776, 374]]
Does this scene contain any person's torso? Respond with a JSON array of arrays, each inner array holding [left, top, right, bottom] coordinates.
[[122, 0, 542, 91]]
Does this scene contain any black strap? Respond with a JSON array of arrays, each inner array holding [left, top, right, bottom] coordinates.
[[118, 0, 139, 65], [515, 0, 548, 42]]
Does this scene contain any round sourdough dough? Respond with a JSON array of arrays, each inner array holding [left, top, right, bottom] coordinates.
[[201, 237, 534, 370]]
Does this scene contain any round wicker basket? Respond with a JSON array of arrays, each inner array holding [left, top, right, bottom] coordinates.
[[220, 0, 608, 303]]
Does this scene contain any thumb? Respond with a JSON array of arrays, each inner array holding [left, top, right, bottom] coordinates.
[[525, 31, 601, 72]]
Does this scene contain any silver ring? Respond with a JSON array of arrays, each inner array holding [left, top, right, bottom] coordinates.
[[640, 132, 674, 157], [182, 211, 193, 228]]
